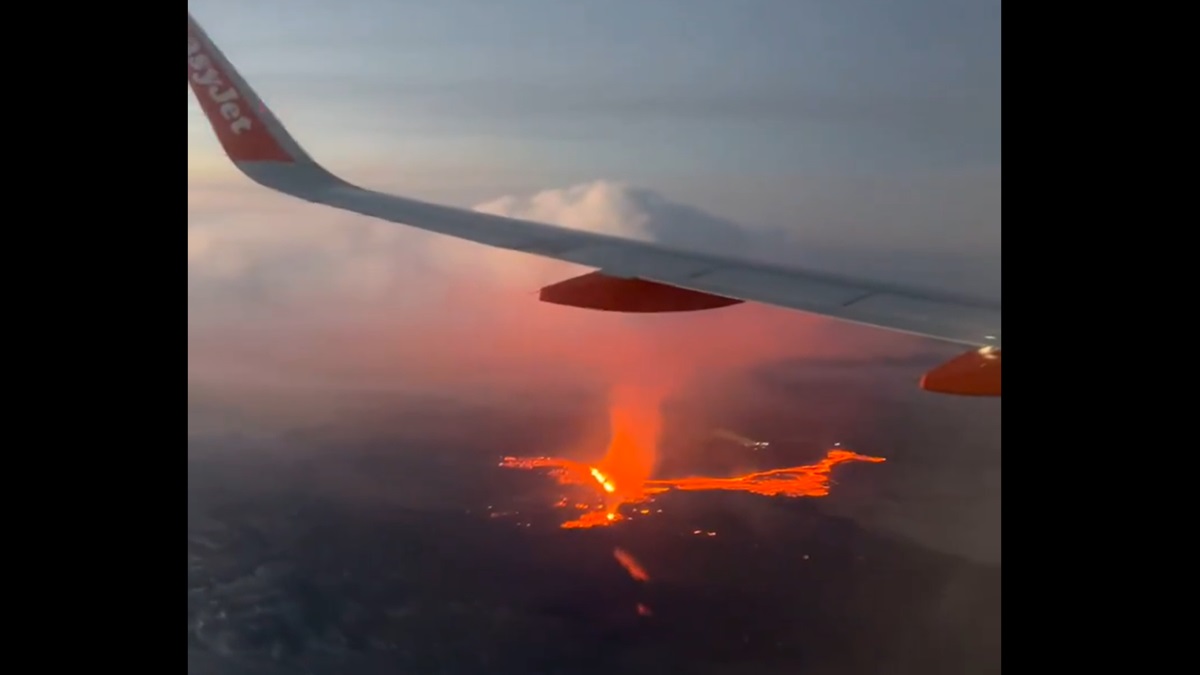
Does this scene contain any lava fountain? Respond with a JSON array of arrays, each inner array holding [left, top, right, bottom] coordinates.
[[500, 385, 885, 528]]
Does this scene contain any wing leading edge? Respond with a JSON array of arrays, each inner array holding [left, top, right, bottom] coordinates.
[[186, 13, 1002, 395]]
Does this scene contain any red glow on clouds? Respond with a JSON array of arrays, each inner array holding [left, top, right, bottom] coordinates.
[[188, 179, 932, 429]]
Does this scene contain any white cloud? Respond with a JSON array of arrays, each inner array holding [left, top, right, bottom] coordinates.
[[186, 176, 995, 334], [187, 178, 935, 396], [188, 178, 774, 308], [424, 179, 777, 291]]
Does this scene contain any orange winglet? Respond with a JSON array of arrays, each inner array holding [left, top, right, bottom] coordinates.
[[920, 347, 1001, 397], [187, 18, 293, 163], [539, 271, 743, 313]]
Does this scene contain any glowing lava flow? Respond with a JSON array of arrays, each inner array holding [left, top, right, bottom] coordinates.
[[499, 388, 886, 529], [613, 547, 650, 582], [643, 450, 885, 498], [500, 449, 883, 528]]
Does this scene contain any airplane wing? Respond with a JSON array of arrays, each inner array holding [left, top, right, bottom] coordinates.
[[186, 13, 1002, 396]]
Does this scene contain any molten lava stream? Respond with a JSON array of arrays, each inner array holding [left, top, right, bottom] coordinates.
[[500, 449, 884, 528], [498, 388, 885, 529]]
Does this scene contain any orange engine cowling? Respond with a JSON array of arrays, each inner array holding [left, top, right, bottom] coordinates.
[[920, 347, 1001, 397], [539, 271, 743, 313]]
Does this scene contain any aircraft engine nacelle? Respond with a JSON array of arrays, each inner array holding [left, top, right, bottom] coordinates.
[[920, 346, 1001, 396]]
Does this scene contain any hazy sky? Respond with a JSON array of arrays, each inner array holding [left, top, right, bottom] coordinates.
[[189, 0, 1000, 167], [188, 0, 1000, 264]]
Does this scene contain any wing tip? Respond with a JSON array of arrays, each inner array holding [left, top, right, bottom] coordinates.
[[187, 14, 297, 165]]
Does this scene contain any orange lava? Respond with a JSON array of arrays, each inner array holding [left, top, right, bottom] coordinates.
[[643, 449, 885, 498], [502, 449, 883, 527], [499, 387, 885, 529], [613, 547, 651, 582]]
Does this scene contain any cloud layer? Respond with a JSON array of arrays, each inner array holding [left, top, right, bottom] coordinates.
[[188, 179, 935, 401]]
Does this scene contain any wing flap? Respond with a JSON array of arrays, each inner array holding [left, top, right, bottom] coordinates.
[[842, 294, 999, 338], [560, 245, 718, 282], [681, 267, 871, 309]]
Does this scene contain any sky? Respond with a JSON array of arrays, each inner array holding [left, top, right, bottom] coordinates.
[[187, 0, 1001, 253], [188, 0, 1001, 564]]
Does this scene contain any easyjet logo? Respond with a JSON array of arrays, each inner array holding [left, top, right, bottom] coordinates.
[[187, 36, 252, 135]]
